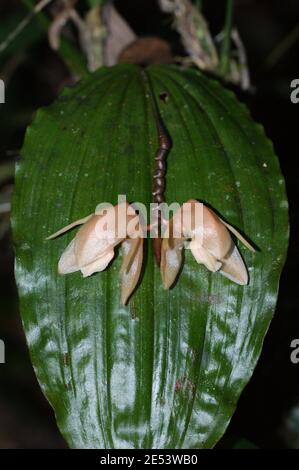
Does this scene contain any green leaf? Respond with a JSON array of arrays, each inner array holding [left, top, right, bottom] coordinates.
[[12, 64, 289, 448]]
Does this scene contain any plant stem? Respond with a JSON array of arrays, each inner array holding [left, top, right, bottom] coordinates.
[[0, 0, 52, 54], [220, 0, 233, 76], [194, 0, 202, 11], [265, 22, 299, 68]]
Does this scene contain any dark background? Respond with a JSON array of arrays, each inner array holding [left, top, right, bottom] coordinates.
[[0, 0, 298, 449]]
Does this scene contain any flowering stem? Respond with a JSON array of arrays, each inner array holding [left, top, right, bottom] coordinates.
[[153, 119, 171, 207], [142, 71, 172, 265], [0, 0, 53, 54], [220, 0, 233, 76], [152, 117, 171, 265], [265, 22, 299, 68]]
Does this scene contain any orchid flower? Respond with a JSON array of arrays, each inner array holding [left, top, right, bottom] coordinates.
[[161, 199, 255, 289], [47, 202, 144, 305]]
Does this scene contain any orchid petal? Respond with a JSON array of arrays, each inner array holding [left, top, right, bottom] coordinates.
[[46, 214, 93, 240], [221, 220, 256, 252], [189, 239, 222, 272], [121, 238, 143, 305], [58, 239, 79, 274], [160, 235, 184, 289], [220, 244, 249, 285], [75, 215, 121, 267], [80, 250, 115, 277]]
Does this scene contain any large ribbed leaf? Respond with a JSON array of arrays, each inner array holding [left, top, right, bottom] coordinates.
[[12, 64, 288, 448]]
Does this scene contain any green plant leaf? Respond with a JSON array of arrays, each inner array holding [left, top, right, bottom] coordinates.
[[12, 64, 289, 448]]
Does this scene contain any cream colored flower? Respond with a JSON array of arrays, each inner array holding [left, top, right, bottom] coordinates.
[[161, 199, 255, 289], [47, 203, 144, 305]]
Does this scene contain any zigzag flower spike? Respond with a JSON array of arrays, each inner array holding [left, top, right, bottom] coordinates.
[[160, 199, 255, 289], [47, 202, 144, 305]]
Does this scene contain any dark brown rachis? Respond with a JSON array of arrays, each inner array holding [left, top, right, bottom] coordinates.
[[152, 115, 171, 265]]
